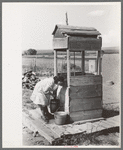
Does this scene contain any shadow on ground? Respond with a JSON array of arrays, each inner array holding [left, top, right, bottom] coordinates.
[[102, 109, 119, 118]]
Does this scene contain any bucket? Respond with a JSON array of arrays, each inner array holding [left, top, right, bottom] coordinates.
[[50, 99, 60, 113], [54, 111, 68, 125]]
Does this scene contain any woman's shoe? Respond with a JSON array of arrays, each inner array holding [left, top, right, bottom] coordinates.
[[46, 112, 54, 119], [44, 106, 54, 119]]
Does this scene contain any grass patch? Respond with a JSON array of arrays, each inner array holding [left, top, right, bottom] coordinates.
[[52, 127, 119, 146]]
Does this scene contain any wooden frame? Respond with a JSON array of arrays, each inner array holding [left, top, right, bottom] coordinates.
[[96, 51, 101, 75], [52, 25, 102, 121], [81, 51, 85, 75], [67, 49, 70, 88]]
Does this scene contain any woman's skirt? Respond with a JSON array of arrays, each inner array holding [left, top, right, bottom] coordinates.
[[30, 92, 50, 106]]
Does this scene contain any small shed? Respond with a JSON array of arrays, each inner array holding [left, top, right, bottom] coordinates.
[[52, 24, 102, 122]]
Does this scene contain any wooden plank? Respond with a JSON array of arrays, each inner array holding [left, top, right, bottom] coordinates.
[[70, 75, 102, 86], [97, 51, 101, 75], [70, 84, 102, 98], [22, 112, 58, 144], [105, 120, 119, 127], [90, 121, 106, 133], [54, 50, 57, 76], [70, 109, 102, 122], [72, 117, 104, 126], [70, 98, 102, 112], [100, 121, 115, 129], [25, 109, 67, 137], [67, 49, 70, 88], [23, 109, 61, 137], [53, 38, 68, 49], [70, 96, 102, 104], [64, 124, 87, 135], [106, 116, 120, 126], [96, 51, 98, 73], [69, 36, 102, 51], [64, 30, 100, 36]]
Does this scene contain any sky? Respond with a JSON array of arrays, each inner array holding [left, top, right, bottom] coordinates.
[[2, 2, 121, 51]]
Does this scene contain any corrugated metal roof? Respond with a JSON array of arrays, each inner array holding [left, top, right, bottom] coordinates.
[[52, 24, 101, 36]]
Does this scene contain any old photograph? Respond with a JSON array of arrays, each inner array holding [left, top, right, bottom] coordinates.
[[2, 2, 121, 147]]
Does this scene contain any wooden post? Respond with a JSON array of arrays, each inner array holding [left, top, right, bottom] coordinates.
[[54, 50, 57, 76], [81, 51, 85, 75], [67, 49, 70, 87], [96, 51, 98, 74], [66, 36, 70, 114], [97, 51, 101, 75], [74, 52, 75, 76]]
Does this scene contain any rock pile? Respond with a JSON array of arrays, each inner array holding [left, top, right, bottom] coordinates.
[[22, 71, 40, 90]]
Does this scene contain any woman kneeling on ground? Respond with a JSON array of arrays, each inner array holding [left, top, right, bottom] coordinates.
[[30, 75, 64, 123]]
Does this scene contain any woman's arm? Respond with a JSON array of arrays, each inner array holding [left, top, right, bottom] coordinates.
[[43, 79, 54, 94]]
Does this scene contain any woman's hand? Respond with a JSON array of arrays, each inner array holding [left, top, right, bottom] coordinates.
[[49, 92, 55, 98]]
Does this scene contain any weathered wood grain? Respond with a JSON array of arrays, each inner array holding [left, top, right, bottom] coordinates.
[[70, 84, 102, 98], [69, 36, 102, 51], [97, 51, 101, 75], [53, 38, 68, 49], [70, 75, 102, 86], [64, 30, 100, 36], [22, 112, 59, 144], [100, 121, 115, 129], [67, 49, 70, 88], [81, 51, 85, 74], [70, 97, 102, 112], [70, 109, 102, 122]]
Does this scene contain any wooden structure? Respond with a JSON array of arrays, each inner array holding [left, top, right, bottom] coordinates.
[[23, 108, 119, 144], [52, 24, 103, 122]]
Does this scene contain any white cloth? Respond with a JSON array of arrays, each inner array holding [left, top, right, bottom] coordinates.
[[30, 77, 58, 106]]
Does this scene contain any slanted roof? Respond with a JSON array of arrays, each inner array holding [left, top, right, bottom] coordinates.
[[52, 24, 101, 36]]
